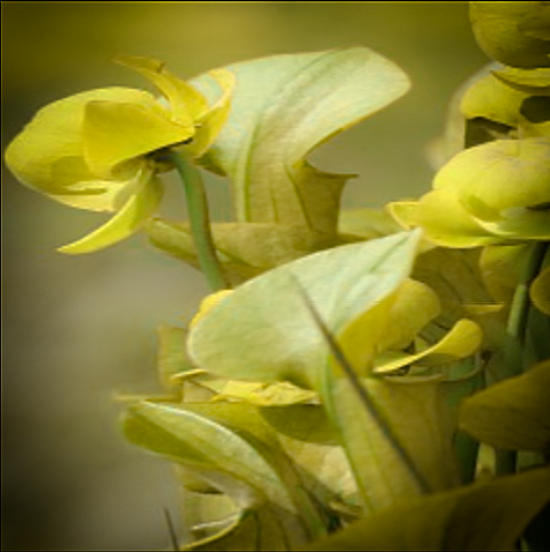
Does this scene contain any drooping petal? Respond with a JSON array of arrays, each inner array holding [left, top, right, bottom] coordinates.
[[58, 174, 163, 254], [82, 100, 194, 176], [374, 319, 483, 374], [5, 87, 162, 195], [115, 55, 209, 123], [186, 69, 236, 158]]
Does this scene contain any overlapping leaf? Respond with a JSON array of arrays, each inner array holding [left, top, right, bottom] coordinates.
[[188, 231, 423, 388], [123, 401, 329, 550], [300, 466, 550, 551], [459, 359, 550, 451], [192, 47, 410, 233], [145, 218, 352, 283]]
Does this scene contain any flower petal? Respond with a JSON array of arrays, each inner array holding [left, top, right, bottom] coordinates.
[[374, 319, 483, 374], [82, 100, 194, 176], [115, 55, 208, 123], [433, 139, 550, 212], [377, 279, 441, 352], [186, 69, 236, 158], [5, 87, 162, 194], [413, 189, 498, 248], [57, 175, 163, 254]]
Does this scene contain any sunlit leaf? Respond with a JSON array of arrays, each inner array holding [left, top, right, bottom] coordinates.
[[194, 47, 410, 233], [459, 359, 550, 451], [123, 402, 328, 549], [188, 231, 422, 388], [318, 369, 460, 514], [300, 466, 550, 551], [145, 218, 352, 283], [338, 208, 403, 240]]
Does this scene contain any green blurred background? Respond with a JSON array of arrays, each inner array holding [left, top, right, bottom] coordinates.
[[2, 2, 487, 550]]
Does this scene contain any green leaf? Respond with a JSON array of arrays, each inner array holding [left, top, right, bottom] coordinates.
[[145, 218, 352, 282], [318, 370, 460, 514], [122, 402, 328, 549], [188, 231, 422, 389], [300, 466, 550, 551], [412, 247, 504, 347], [459, 359, 550, 451], [338, 208, 404, 240], [193, 47, 410, 233]]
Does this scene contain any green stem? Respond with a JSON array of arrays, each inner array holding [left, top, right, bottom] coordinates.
[[496, 241, 548, 476], [506, 242, 548, 358], [169, 151, 230, 292]]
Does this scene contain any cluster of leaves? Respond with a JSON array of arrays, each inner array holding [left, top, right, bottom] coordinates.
[[4, 2, 550, 551]]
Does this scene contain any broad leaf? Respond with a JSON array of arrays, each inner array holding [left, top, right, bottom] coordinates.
[[300, 466, 550, 551], [188, 231, 422, 389], [123, 402, 328, 549], [459, 359, 550, 451], [193, 47, 410, 233], [145, 218, 352, 282]]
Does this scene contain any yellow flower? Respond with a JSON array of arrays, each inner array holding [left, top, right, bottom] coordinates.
[[389, 138, 550, 247], [5, 56, 234, 254]]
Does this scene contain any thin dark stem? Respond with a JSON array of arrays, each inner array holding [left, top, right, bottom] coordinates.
[[496, 241, 548, 476], [169, 151, 230, 291]]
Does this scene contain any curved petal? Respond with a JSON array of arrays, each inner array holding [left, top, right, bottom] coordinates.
[[433, 139, 550, 211], [82, 100, 194, 176], [413, 189, 498, 248], [5, 87, 163, 194], [476, 207, 550, 241], [57, 176, 163, 254], [460, 72, 528, 127], [115, 55, 208, 123], [374, 319, 483, 374], [377, 279, 441, 352], [186, 69, 236, 158]]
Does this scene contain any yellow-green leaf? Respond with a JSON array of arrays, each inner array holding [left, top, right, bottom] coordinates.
[[459, 359, 550, 451], [188, 231, 422, 389], [194, 47, 410, 233], [300, 466, 550, 551], [123, 401, 328, 548]]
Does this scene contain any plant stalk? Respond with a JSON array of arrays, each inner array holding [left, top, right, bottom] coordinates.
[[496, 240, 548, 476], [169, 151, 230, 292]]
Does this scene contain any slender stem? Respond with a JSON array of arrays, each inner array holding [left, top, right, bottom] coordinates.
[[169, 151, 230, 291], [496, 241, 548, 476], [506, 241, 548, 359]]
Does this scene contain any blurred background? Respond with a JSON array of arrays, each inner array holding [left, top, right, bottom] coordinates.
[[2, 3, 487, 550]]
